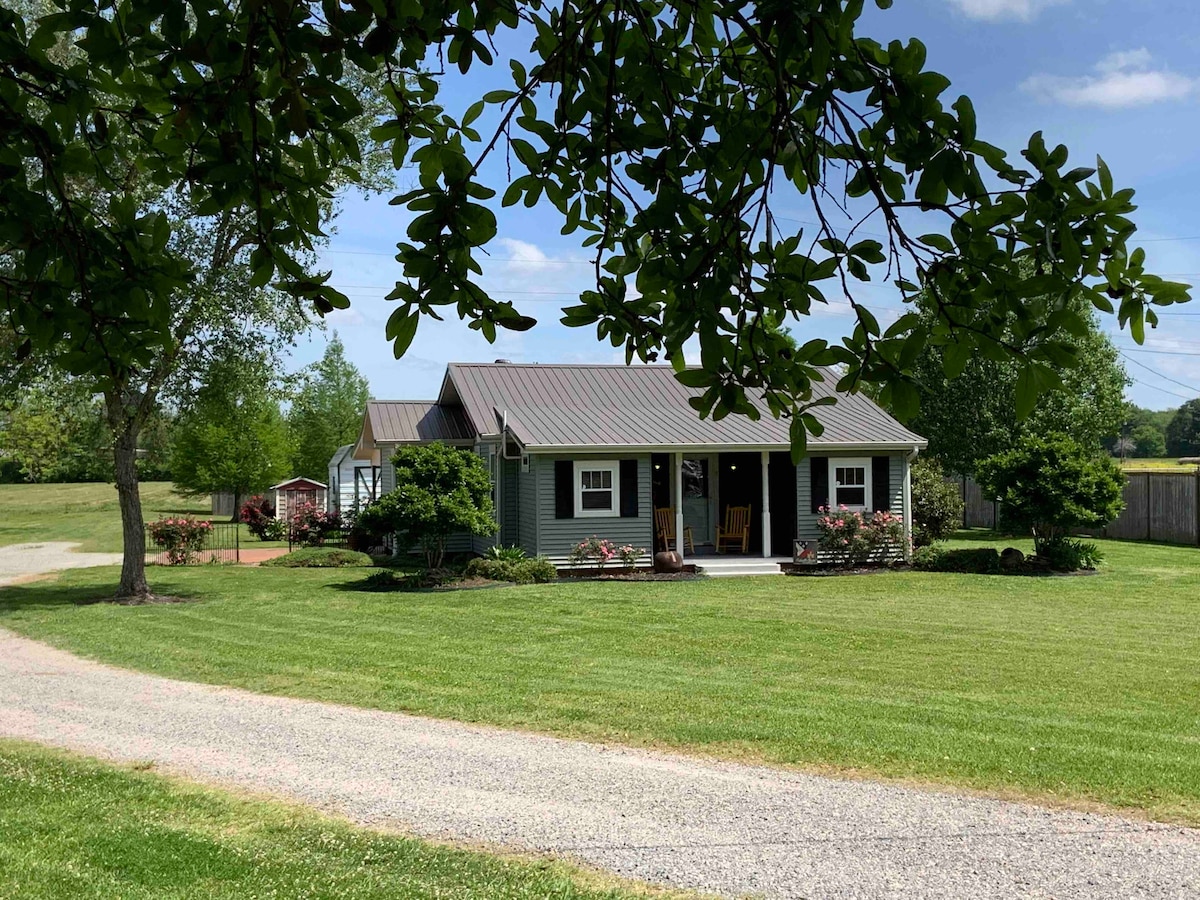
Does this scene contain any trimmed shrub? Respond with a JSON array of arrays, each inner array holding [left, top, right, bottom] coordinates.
[[465, 556, 558, 584], [910, 457, 964, 547], [354, 444, 496, 569], [261, 548, 373, 568], [976, 434, 1124, 555], [911, 546, 1002, 574], [1040, 537, 1104, 572]]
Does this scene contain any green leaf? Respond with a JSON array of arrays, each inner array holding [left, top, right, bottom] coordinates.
[[387, 309, 420, 357]]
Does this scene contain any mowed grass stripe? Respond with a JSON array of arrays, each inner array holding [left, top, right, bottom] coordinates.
[[3, 534, 1200, 823]]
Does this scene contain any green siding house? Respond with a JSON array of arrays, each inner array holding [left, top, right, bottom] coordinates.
[[353, 362, 926, 569]]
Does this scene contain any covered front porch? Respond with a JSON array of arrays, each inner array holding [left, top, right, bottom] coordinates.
[[650, 450, 797, 560]]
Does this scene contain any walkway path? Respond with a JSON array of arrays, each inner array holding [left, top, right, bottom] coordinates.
[[1, 630, 1197, 899], [0, 542, 124, 586]]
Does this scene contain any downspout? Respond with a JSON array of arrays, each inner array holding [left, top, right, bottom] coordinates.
[[902, 446, 919, 561]]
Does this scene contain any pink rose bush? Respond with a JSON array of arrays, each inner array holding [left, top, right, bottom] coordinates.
[[290, 501, 343, 547], [569, 536, 645, 571], [148, 517, 213, 565], [815, 506, 904, 566]]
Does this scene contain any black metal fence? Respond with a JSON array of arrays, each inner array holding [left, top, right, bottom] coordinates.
[[286, 526, 351, 552], [146, 521, 240, 565]]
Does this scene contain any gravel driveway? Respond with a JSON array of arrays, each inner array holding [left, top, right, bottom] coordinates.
[[0, 542, 124, 586], [0, 630, 1197, 899]]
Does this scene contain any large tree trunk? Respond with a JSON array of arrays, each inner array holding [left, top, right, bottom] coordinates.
[[110, 409, 151, 602]]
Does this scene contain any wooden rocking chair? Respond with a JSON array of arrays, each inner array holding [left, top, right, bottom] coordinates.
[[654, 507, 694, 554], [716, 505, 752, 554]]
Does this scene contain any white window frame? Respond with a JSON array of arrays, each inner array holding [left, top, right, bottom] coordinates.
[[831, 457, 873, 512], [574, 460, 620, 518]]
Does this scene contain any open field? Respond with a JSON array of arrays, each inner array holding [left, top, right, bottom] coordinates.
[[1119, 458, 1200, 471], [0, 739, 656, 900], [0, 482, 288, 552], [0, 482, 206, 552], [2, 534, 1199, 824]]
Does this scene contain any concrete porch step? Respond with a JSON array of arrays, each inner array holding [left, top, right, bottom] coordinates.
[[693, 556, 787, 577]]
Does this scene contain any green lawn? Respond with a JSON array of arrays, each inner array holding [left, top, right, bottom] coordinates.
[[2, 534, 1199, 824], [0, 482, 289, 551], [0, 739, 661, 899]]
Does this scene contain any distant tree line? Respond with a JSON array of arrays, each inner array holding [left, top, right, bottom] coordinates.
[[882, 292, 1198, 473], [0, 335, 370, 497]]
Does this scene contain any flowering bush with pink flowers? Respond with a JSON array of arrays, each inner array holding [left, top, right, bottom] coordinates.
[[815, 506, 904, 565], [569, 536, 645, 571], [148, 517, 213, 565], [290, 501, 343, 547]]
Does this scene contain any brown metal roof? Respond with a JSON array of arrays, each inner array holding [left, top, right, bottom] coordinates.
[[365, 401, 474, 444], [443, 363, 925, 449]]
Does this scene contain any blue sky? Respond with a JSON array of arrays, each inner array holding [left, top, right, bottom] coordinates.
[[294, 0, 1200, 411]]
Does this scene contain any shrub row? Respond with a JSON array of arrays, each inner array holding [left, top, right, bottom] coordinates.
[[911, 546, 1002, 574], [464, 556, 558, 584]]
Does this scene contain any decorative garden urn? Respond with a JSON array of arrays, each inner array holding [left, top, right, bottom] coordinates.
[[653, 550, 683, 573]]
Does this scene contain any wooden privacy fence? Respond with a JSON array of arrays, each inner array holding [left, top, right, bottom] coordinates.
[[952, 470, 1200, 547], [1103, 471, 1199, 545]]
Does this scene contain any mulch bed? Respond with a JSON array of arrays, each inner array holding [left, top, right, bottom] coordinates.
[[782, 563, 899, 577]]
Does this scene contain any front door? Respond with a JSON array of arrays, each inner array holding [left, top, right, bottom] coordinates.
[[682, 457, 714, 549]]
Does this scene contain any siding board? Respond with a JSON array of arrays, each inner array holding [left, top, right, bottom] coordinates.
[[795, 452, 908, 544], [534, 454, 654, 561]]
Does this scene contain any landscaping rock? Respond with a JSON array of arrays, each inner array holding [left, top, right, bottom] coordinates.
[[1025, 555, 1053, 572], [1000, 547, 1025, 570]]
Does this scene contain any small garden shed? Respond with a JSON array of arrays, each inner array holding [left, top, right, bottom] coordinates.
[[327, 444, 381, 515], [271, 477, 327, 523]]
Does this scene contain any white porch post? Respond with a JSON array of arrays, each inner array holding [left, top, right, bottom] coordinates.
[[902, 449, 916, 561], [761, 450, 771, 558], [674, 451, 684, 558]]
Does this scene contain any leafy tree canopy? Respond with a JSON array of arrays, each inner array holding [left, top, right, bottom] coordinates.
[[975, 434, 1125, 554], [356, 443, 496, 568], [904, 296, 1128, 474], [170, 353, 293, 516], [0, 0, 1191, 451], [1165, 399, 1200, 459], [1107, 402, 1172, 459], [288, 334, 372, 481]]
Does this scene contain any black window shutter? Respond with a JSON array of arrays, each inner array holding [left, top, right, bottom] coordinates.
[[810, 457, 828, 514], [554, 460, 574, 519], [872, 456, 891, 511], [619, 460, 639, 517]]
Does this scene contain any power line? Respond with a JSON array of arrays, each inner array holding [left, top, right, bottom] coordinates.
[[1120, 352, 1200, 396], [1120, 347, 1200, 358], [1129, 377, 1194, 400]]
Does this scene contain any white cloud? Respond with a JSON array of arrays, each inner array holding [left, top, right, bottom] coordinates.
[[945, 0, 1066, 23], [1096, 48, 1153, 74], [1022, 49, 1197, 108], [491, 237, 553, 274]]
